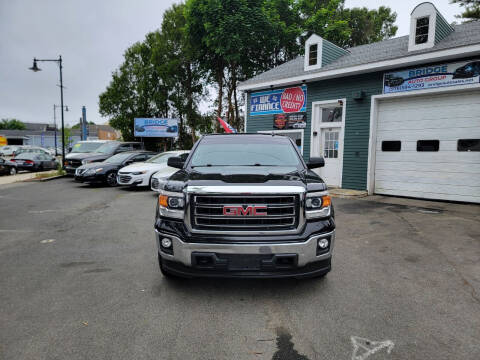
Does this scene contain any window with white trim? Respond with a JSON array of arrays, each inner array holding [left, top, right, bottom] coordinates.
[[309, 44, 318, 66], [415, 17, 429, 45]]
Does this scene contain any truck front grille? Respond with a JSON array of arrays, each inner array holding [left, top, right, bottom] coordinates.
[[67, 159, 82, 168], [191, 195, 298, 231]]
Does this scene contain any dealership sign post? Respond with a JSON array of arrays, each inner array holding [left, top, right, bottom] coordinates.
[[134, 118, 179, 138], [384, 59, 480, 93]]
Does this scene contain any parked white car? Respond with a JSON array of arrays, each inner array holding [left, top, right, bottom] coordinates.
[[0, 145, 19, 156], [117, 150, 189, 188]]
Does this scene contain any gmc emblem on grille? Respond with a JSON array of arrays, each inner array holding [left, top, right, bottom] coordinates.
[[223, 205, 267, 216]]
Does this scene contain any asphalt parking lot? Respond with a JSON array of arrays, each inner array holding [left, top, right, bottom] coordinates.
[[0, 178, 479, 360]]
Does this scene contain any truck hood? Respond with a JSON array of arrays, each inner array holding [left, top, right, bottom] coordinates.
[[66, 152, 109, 162], [165, 166, 326, 193]]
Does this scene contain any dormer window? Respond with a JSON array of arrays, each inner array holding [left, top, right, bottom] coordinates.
[[415, 16, 429, 44], [309, 44, 318, 66]]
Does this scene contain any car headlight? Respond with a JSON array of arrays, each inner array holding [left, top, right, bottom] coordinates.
[[158, 191, 184, 219], [84, 169, 95, 175], [132, 171, 147, 175], [305, 192, 331, 219]]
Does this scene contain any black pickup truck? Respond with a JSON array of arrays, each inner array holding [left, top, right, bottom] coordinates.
[[154, 134, 335, 279]]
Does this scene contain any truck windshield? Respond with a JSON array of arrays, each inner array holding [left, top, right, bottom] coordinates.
[[94, 142, 118, 154], [190, 137, 301, 167], [71, 142, 104, 153]]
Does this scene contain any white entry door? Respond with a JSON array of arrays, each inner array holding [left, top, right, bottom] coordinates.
[[311, 101, 345, 187]]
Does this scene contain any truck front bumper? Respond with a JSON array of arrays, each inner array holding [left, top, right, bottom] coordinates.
[[155, 229, 334, 278]]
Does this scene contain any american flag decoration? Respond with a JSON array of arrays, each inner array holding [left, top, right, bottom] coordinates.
[[217, 117, 237, 134]]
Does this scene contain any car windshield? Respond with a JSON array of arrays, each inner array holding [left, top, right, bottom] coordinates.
[[104, 153, 132, 164], [190, 137, 301, 167], [146, 152, 180, 164], [71, 142, 105, 153], [15, 153, 37, 160], [94, 142, 118, 154]]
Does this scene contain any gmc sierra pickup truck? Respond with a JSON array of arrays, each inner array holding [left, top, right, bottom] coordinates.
[[154, 134, 335, 279]]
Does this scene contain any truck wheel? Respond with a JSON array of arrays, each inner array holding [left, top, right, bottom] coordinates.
[[158, 253, 176, 279]]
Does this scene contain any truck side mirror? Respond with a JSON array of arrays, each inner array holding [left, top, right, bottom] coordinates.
[[307, 157, 324, 169], [167, 156, 185, 169]]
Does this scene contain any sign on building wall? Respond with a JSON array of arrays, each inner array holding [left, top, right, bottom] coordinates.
[[273, 112, 307, 130], [384, 59, 480, 93], [134, 118, 178, 137], [250, 85, 307, 116]]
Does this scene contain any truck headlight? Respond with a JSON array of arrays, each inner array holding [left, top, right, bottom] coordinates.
[[158, 191, 185, 219], [305, 192, 331, 219]]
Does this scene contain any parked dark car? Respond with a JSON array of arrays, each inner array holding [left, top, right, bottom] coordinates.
[[65, 141, 144, 175], [74, 151, 157, 186], [452, 61, 480, 79], [0, 157, 17, 175], [10, 153, 58, 172]]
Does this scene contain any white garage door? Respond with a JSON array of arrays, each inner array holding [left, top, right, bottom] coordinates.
[[374, 90, 480, 203]]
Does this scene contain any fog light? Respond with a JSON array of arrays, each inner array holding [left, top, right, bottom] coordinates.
[[318, 238, 329, 249], [161, 238, 172, 248]]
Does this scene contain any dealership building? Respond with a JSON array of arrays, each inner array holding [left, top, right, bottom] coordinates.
[[239, 2, 480, 203]]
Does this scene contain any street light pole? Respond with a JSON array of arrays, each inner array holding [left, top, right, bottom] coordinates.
[[29, 56, 66, 167]]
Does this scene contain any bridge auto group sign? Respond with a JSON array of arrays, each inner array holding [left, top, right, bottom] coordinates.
[[250, 85, 307, 116]]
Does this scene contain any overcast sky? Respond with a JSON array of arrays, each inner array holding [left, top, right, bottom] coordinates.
[[0, 0, 462, 127]]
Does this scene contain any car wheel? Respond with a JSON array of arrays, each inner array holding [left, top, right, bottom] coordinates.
[[106, 172, 117, 187], [9, 167, 17, 176]]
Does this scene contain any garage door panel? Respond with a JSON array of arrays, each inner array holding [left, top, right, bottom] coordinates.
[[376, 140, 464, 152], [374, 187, 480, 203], [375, 171, 480, 186], [377, 127, 480, 141], [375, 161, 480, 174], [375, 152, 479, 164], [375, 181, 480, 197], [374, 90, 480, 203], [378, 91, 480, 109], [377, 117, 480, 131]]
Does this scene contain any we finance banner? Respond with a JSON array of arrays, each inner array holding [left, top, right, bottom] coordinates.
[[250, 85, 307, 116], [384, 59, 480, 94]]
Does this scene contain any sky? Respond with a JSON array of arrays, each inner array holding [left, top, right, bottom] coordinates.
[[0, 0, 462, 127]]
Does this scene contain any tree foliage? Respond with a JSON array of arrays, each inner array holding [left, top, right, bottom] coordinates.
[[99, 0, 399, 141], [0, 118, 26, 130], [452, 0, 480, 21]]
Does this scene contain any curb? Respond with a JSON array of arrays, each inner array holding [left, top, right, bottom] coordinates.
[[39, 175, 68, 182]]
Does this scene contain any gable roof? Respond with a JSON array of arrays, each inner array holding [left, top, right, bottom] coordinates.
[[239, 21, 480, 90]]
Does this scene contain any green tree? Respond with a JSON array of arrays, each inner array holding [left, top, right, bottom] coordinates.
[[451, 0, 480, 21], [0, 118, 26, 130], [71, 121, 95, 130], [154, 3, 206, 146], [99, 33, 169, 141], [298, 0, 397, 48]]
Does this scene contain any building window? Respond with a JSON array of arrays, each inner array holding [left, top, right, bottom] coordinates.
[[415, 17, 429, 44], [417, 140, 439, 152], [321, 106, 342, 122], [458, 139, 480, 152], [309, 44, 318, 66], [382, 141, 401, 152], [323, 130, 339, 158]]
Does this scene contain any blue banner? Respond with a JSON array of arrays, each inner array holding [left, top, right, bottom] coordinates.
[[384, 59, 480, 94], [134, 118, 178, 138], [250, 85, 307, 116]]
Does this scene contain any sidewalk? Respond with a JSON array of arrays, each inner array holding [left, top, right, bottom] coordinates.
[[0, 170, 57, 186]]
